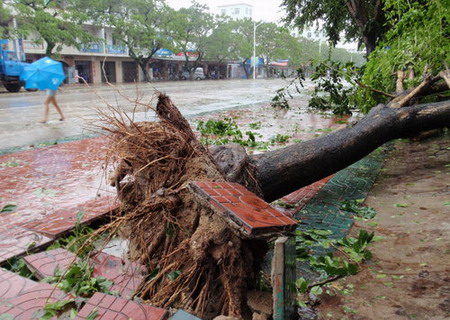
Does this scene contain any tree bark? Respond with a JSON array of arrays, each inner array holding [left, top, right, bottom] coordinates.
[[248, 100, 450, 202]]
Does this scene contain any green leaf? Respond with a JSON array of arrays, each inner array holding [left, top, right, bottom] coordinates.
[[393, 203, 408, 208], [86, 309, 98, 320], [0, 204, 17, 213], [343, 306, 358, 314], [0, 161, 20, 167], [296, 278, 309, 293], [310, 286, 323, 296], [167, 270, 181, 281]]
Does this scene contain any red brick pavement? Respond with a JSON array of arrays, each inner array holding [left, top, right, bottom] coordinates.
[[275, 176, 333, 217], [75, 292, 168, 319], [23, 248, 77, 279], [0, 137, 118, 264], [91, 252, 146, 299], [0, 283, 69, 319], [0, 268, 41, 301], [191, 181, 298, 236]]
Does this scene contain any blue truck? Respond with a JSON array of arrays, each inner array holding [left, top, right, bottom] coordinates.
[[0, 39, 29, 92]]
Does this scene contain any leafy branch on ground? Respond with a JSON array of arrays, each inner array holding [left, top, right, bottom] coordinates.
[[196, 117, 290, 150], [42, 212, 113, 316], [295, 229, 375, 307], [340, 199, 377, 219], [0, 204, 17, 213], [46, 211, 98, 257], [43, 260, 114, 297], [41, 300, 76, 320], [272, 61, 363, 115], [271, 68, 305, 109]]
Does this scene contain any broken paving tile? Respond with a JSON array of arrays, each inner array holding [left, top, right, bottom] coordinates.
[[0, 136, 116, 238], [23, 248, 77, 280], [0, 268, 40, 301], [190, 181, 298, 237], [75, 292, 168, 319], [0, 282, 68, 319], [91, 252, 145, 299], [21, 198, 117, 238], [0, 225, 52, 265]]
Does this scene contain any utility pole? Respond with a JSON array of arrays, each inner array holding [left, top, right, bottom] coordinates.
[[253, 21, 263, 80]]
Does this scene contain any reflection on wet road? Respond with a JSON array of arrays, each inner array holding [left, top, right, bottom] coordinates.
[[0, 79, 312, 149]]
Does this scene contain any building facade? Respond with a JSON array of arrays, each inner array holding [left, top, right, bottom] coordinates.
[[217, 3, 253, 20]]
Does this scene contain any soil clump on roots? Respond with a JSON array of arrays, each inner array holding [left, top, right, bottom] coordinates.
[[102, 93, 267, 319]]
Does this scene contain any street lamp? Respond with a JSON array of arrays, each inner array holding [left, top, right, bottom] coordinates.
[[253, 21, 263, 80]]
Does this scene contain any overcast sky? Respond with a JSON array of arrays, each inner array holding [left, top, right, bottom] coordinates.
[[165, 0, 286, 22]]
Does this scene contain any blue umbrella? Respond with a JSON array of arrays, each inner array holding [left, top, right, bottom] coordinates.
[[20, 57, 65, 91]]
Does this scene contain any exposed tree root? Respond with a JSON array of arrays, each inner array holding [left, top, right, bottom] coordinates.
[[100, 93, 266, 319]]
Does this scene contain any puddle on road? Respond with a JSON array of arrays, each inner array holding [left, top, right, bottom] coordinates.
[[191, 100, 360, 154]]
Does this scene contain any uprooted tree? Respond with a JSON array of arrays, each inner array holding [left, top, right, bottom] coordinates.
[[97, 1, 449, 319]]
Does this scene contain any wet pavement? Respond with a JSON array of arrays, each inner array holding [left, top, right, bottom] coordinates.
[[0, 78, 369, 318], [0, 136, 116, 264], [0, 79, 314, 150]]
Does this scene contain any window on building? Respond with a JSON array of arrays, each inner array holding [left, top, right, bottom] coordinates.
[[234, 8, 240, 14], [249, 9, 252, 16], [245, 7, 248, 14], [307, 32, 311, 38], [221, 9, 226, 15]]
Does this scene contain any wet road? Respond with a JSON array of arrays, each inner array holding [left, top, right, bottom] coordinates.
[[0, 79, 311, 150]]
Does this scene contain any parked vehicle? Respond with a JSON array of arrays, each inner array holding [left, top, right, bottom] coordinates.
[[181, 67, 206, 80], [0, 39, 30, 92]]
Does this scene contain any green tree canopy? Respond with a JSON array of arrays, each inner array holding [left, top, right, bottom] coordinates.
[[282, 0, 389, 55], [169, 1, 214, 79], [82, 0, 173, 81], [356, 0, 450, 111], [204, 17, 241, 64], [12, 0, 96, 56], [0, 0, 10, 38]]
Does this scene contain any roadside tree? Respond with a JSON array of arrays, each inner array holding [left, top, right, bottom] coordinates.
[[282, 0, 389, 56], [12, 0, 96, 57], [203, 17, 241, 68], [99, 1, 449, 319], [0, 0, 9, 37], [231, 18, 256, 79], [169, 2, 213, 80], [84, 0, 174, 82], [257, 23, 299, 77]]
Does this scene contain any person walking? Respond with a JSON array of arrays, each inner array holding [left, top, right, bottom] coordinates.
[[40, 87, 65, 123]]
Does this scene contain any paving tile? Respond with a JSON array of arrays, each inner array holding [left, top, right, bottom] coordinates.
[[0, 225, 52, 265], [191, 181, 298, 237], [0, 282, 68, 319], [0, 268, 40, 301], [23, 248, 77, 279], [20, 198, 117, 238], [91, 252, 145, 299], [0, 136, 117, 237], [274, 175, 333, 217], [294, 150, 386, 281], [75, 292, 168, 320]]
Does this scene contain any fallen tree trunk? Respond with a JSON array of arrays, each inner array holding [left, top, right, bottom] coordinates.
[[102, 91, 449, 318], [251, 100, 450, 202]]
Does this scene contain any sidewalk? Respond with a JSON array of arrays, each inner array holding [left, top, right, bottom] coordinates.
[[0, 136, 117, 264]]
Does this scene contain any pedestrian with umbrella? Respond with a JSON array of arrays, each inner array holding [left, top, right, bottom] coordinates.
[[20, 57, 66, 123]]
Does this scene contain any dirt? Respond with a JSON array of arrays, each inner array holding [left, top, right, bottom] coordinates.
[[315, 134, 450, 320]]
